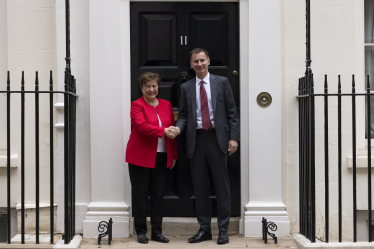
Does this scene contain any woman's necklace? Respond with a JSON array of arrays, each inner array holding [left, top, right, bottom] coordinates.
[[144, 96, 158, 107]]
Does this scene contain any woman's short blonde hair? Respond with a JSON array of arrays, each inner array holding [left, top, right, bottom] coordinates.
[[139, 72, 161, 89]]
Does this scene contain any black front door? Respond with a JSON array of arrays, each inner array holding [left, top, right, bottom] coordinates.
[[130, 2, 240, 217]]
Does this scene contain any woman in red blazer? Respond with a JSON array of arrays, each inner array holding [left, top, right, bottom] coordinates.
[[126, 72, 178, 244]]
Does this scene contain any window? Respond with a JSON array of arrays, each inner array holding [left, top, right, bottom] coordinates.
[[365, 0, 374, 138]]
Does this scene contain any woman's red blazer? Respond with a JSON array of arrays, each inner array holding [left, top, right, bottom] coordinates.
[[125, 97, 178, 168]]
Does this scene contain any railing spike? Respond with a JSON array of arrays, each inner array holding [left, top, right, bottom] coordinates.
[[7, 70, 10, 86], [338, 75, 341, 90], [35, 71, 39, 86], [21, 71, 24, 86], [324, 74, 327, 88], [352, 74, 355, 88], [50, 70, 53, 86]]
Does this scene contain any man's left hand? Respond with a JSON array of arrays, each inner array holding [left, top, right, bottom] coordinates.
[[228, 140, 238, 156]]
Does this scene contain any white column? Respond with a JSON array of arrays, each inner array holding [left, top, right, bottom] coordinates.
[[243, 0, 289, 237], [83, 0, 131, 238]]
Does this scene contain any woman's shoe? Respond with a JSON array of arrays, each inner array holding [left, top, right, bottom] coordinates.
[[151, 234, 169, 243], [137, 234, 148, 243]]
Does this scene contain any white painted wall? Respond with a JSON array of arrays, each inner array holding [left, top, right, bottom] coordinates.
[[69, 0, 91, 234], [0, 0, 59, 234], [284, 0, 305, 237], [0, 0, 57, 210], [55, 0, 92, 234], [0, 0, 7, 151], [284, 0, 373, 242]]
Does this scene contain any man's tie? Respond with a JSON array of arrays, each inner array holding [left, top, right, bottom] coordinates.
[[200, 80, 212, 130]]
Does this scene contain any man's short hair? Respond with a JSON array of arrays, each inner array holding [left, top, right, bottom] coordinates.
[[189, 48, 210, 61], [139, 72, 161, 89]]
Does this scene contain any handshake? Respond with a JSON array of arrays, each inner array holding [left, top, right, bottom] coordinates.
[[164, 126, 180, 139]]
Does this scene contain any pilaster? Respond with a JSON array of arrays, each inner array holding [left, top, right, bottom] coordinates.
[[242, 0, 289, 237], [244, 202, 290, 237], [83, 202, 129, 238], [83, 0, 131, 238]]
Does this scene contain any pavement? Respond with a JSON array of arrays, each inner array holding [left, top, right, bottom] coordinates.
[[79, 235, 300, 249]]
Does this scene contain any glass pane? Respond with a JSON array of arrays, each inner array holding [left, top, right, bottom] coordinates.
[[365, 0, 374, 43], [365, 97, 374, 139], [365, 47, 374, 138]]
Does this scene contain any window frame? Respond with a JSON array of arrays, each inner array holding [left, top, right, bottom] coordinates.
[[357, 0, 369, 150]]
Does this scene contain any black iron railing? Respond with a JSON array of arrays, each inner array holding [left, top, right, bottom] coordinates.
[[1, 0, 75, 245], [63, 70, 77, 244], [298, 71, 373, 243], [0, 70, 77, 245], [63, 0, 76, 243], [298, 69, 315, 243]]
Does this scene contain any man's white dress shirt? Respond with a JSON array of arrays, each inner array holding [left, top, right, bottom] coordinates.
[[195, 73, 215, 129]]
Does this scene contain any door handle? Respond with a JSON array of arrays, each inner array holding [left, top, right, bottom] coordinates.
[[185, 36, 187, 45], [180, 36, 183, 45], [180, 72, 191, 83]]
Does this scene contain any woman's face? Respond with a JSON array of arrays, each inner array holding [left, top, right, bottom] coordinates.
[[142, 80, 159, 100]]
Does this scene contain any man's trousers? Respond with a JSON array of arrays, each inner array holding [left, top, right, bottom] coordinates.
[[189, 129, 231, 233]]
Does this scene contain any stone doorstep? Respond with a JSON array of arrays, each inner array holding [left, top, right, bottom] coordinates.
[[80, 235, 299, 248], [294, 234, 374, 248], [137, 217, 240, 236], [0, 235, 82, 249]]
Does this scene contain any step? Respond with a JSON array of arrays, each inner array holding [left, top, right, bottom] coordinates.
[[138, 217, 240, 236]]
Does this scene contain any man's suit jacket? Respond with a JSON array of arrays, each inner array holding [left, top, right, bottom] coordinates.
[[175, 74, 240, 158]]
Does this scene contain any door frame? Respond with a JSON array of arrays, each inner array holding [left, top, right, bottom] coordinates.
[[121, 0, 249, 235], [76, 0, 287, 238]]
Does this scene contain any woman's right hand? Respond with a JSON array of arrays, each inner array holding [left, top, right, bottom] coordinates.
[[164, 127, 178, 139]]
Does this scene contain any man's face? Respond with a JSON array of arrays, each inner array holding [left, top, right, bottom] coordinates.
[[190, 52, 210, 78]]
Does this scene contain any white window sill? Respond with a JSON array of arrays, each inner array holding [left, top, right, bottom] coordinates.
[[15, 203, 57, 210], [0, 154, 18, 168], [348, 155, 374, 168]]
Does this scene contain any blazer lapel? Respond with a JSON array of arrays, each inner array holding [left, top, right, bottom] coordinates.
[[190, 79, 197, 122], [210, 74, 217, 116]]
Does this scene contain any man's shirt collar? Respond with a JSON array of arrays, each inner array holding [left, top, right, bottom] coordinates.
[[196, 73, 210, 85]]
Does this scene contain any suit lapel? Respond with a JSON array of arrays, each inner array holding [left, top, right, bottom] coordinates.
[[190, 79, 197, 122], [210, 74, 217, 116]]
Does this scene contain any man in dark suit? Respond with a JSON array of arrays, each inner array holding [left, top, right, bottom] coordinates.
[[173, 48, 240, 244]]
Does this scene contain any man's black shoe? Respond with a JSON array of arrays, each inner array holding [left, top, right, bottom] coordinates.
[[217, 231, 229, 244], [137, 234, 148, 244], [188, 229, 212, 243], [151, 234, 169, 243]]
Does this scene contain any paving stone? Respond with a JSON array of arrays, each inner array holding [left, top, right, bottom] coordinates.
[[79, 235, 300, 249]]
